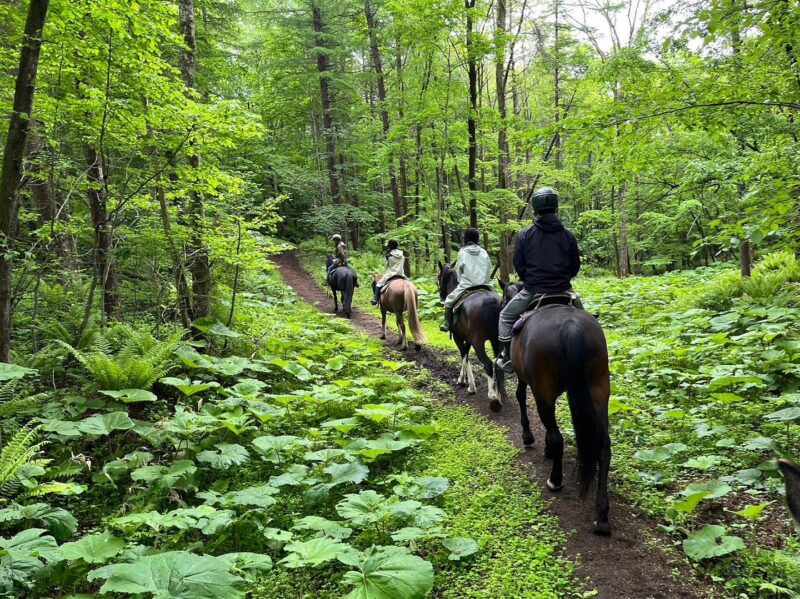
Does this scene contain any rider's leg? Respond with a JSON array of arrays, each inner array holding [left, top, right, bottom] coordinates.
[[495, 289, 533, 374], [371, 281, 381, 305], [440, 288, 460, 332]]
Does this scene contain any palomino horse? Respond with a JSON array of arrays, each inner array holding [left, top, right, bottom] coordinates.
[[501, 280, 612, 535], [437, 262, 507, 411], [372, 275, 426, 351], [325, 255, 356, 318]]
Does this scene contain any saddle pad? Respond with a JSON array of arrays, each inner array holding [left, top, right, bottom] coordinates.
[[452, 285, 495, 313]]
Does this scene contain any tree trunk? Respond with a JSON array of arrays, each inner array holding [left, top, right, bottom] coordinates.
[[364, 0, 402, 225], [0, 0, 50, 361], [85, 145, 118, 319], [179, 0, 210, 320], [312, 1, 341, 206], [617, 180, 630, 277], [495, 0, 512, 279], [466, 0, 478, 228], [27, 129, 77, 271]]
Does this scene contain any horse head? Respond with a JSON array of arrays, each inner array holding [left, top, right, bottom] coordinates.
[[437, 262, 458, 303], [499, 279, 523, 306]]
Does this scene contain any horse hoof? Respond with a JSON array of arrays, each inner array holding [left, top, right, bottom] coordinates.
[[468, 388, 477, 395], [457, 381, 467, 388], [414, 344, 421, 351], [489, 400, 502, 413], [593, 520, 611, 536], [522, 432, 535, 446], [546, 479, 563, 492], [380, 335, 386, 340]]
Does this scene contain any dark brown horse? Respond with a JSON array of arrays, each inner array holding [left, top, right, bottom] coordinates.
[[438, 262, 507, 411], [501, 280, 612, 535], [326, 255, 356, 318], [373, 275, 426, 351]]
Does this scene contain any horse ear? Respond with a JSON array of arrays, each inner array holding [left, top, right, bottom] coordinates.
[[438, 261, 443, 270], [498, 278, 507, 290]]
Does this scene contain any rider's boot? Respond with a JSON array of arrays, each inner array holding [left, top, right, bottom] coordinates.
[[494, 339, 514, 374], [371, 283, 380, 306], [439, 307, 453, 332]]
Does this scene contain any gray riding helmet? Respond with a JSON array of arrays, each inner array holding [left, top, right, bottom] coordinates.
[[532, 187, 558, 212]]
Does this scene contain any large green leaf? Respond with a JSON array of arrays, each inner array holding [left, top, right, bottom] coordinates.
[[633, 443, 687, 463], [57, 532, 125, 564], [324, 461, 369, 487], [337, 491, 389, 525], [341, 546, 434, 599], [441, 537, 478, 561], [98, 389, 157, 403], [281, 537, 355, 568], [88, 551, 245, 597], [197, 443, 249, 469], [77, 412, 135, 436], [0, 363, 36, 381], [130, 460, 196, 489], [292, 516, 353, 540], [0, 503, 77, 540], [682, 525, 745, 561]]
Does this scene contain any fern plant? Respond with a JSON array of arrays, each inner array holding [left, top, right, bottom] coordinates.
[[0, 425, 44, 497], [56, 328, 181, 391]]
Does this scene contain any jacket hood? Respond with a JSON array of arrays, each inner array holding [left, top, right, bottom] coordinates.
[[534, 213, 564, 232], [388, 249, 404, 258], [462, 244, 483, 255]]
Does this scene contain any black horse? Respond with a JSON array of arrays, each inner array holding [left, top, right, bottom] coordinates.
[[438, 263, 507, 411], [500, 280, 612, 535], [325, 255, 356, 318]]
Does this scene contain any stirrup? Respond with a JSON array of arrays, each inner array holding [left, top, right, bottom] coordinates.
[[495, 354, 513, 374], [439, 320, 450, 332]]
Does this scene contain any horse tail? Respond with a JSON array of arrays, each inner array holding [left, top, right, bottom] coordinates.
[[562, 320, 600, 497], [341, 270, 355, 315], [482, 295, 501, 347], [404, 283, 427, 344]]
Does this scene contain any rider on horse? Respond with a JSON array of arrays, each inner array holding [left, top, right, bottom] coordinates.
[[439, 227, 492, 332], [371, 239, 406, 305], [327, 234, 356, 285], [495, 187, 584, 373]]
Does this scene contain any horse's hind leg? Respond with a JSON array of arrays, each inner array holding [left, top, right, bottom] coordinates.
[[593, 382, 612, 536], [534, 393, 564, 491], [515, 381, 535, 446], [474, 341, 500, 411], [489, 338, 508, 408], [380, 310, 387, 340], [332, 289, 338, 313], [396, 311, 407, 350]]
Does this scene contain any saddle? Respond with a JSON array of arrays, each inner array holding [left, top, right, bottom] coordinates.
[[452, 285, 495, 313], [511, 292, 579, 336], [382, 274, 407, 287]]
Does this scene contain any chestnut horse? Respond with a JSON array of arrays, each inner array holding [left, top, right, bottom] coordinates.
[[373, 275, 427, 351], [437, 262, 507, 411], [501, 280, 612, 535]]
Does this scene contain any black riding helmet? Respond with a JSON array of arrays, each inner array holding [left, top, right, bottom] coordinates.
[[532, 187, 558, 213], [387, 239, 399, 251]]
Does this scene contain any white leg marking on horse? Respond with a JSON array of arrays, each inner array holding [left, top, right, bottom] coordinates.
[[466, 360, 477, 394], [457, 357, 466, 385], [487, 375, 497, 400]]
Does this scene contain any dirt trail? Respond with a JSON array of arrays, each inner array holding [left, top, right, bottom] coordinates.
[[273, 250, 711, 599]]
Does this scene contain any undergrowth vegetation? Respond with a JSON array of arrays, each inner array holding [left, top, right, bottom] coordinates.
[[0, 252, 582, 598]]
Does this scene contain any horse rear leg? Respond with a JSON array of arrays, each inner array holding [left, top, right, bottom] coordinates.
[[534, 393, 564, 491], [515, 381, 535, 447], [489, 338, 508, 408], [455, 338, 469, 387], [380, 309, 387, 340], [396, 311, 407, 350], [593, 379, 612, 535], [474, 341, 500, 411], [332, 289, 339, 313]]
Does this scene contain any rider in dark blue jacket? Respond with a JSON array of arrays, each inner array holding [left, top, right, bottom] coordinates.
[[495, 187, 584, 373]]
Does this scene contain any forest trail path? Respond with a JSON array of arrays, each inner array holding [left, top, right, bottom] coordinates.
[[273, 250, 711, 599]]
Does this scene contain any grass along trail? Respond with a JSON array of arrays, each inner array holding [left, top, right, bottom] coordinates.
[[273, 249, 712, 599]]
